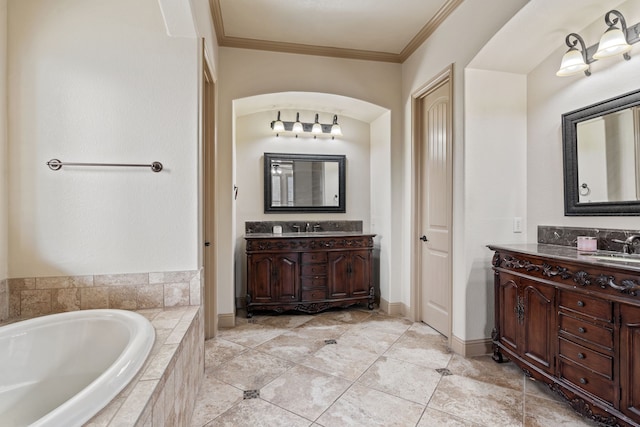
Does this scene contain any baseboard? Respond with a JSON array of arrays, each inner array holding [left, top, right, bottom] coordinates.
[[379, 298, 408, 317], [218, 312, 235, 328], [450, 335, 493, 357]]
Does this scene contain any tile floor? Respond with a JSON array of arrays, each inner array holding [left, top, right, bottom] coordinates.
[[191, 307, 598, 427]]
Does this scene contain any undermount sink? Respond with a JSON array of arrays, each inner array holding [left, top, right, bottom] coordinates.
[[582, 252, 640, 264]]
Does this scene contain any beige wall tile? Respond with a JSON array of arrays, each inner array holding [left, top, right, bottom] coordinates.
[[108, 286, 138, 310], [21, 289, 52, 317], [136, 284, 164, 309], [36, 276, 71, 289], [164, 283, 190, 307], [81, 287, 110, 310], [95, 273, 149, 287], [0, 280, 8, 321], [150, 271, 196, 285], [8, 278, 35, 291], [9, 290, 21, 318], [70, 275, 94, 288], [52, 288, 81, 312]]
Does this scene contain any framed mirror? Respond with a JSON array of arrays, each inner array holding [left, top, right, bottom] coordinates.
[[562, 88, 640, 216], [264, 152, 346, 213]]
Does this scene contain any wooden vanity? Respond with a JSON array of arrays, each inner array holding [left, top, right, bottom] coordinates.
[[488, 244, 640, 427], [245, 232, 375, 317]]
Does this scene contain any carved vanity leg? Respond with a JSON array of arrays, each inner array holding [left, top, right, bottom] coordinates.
[[492, 345, 506, 363]]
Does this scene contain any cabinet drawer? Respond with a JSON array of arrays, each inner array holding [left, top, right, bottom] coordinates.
[[301, 277, 327, 288], [558, 337, 613, 379], [302, 289, 327, 301], [301, 264, 327, 276], [559, 360, 615, 405], [302, 252, 327, 264], [559, 314, 613, 350], [559, 291, 612, 322]]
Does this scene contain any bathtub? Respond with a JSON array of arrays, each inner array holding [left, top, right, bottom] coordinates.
[[0, 309, 155, 427]]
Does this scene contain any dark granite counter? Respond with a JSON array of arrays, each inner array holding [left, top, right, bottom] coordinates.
[[487, 243, 640, 272], [245, 231, 376, 239]]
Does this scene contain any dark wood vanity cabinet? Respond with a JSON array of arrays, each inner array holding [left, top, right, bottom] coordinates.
[[489, 245, 640, 427], [246, 234, 375, 317]]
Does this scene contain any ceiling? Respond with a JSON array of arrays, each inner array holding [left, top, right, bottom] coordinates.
[[210, 0, 463, 63]]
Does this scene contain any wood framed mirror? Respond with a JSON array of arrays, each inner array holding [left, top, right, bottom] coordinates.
[[264, 152, 346, 213]]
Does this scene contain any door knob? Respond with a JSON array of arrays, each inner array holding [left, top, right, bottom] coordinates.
[[419, 235, 428, 242], [204, 242, 211, 247]]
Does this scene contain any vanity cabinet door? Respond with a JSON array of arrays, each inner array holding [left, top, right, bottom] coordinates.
[[495, 273, 555, 374], [247, 252, 299, 303], [327, 252, 349, 298], [349, 250, 371, 297], [520, 278, 556, 373], [327, 250, 371, 299], [619, 303, 640, 421], [497, 273, 520, 354]]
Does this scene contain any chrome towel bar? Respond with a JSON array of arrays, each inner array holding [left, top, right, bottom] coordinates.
[[46, 159, 163, 173]]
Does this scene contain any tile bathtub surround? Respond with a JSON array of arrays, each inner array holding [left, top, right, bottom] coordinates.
[[87, 305, 204, 426], [245, 220, 363, 234], [7, 270, 201, 319], [192, 308, 599, 427], [0, 279, 7, 321], [538, 225, 640, 252]]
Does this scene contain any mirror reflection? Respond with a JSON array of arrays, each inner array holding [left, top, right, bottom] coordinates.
[[264, 153, 346, 213], [562, 88, 640, 216], [577, 106, 640, 203]]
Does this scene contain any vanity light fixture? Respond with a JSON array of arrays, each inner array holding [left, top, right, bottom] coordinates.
[[270, 112, 342, 139], [557, 9, 640, 77]]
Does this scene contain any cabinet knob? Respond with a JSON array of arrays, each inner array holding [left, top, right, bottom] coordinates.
[[579, 377, 588, 385], [578, 327, 586, 333], [577, 300, 585, 307], [578, 352, 585, 359]]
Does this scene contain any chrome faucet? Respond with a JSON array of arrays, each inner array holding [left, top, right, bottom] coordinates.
[[313, 223, 322, 232], [305, 222, 310, 232], [613, 235, 640, 254], [292, 224, 300, 233]]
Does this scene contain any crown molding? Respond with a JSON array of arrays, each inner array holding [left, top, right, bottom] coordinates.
[[210, 0, 462, 64]]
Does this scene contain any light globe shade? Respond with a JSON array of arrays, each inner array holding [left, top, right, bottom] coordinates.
[[556, 48, 589, 76], [292, 112, 303, 133], [331, 123, 342, 136], [311, 123, 322, 134], [273, 120, 285, 132], [593, 26, 631, 59]]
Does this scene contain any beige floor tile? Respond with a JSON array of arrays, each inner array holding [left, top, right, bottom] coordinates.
[[203, 338, 247, 369], [524, 394, 599, 426], [428, 374, 523, 427], [357, 356, 442, 404], [205, 398, 311, 427], [255, 328, 333, 363], [212, 349, 294, 390], [300, 340, 380, 381], [383, 328, 453, 369], [216, 323, 288, 347], [417, 407, 484, 427], [190, 371, 244, 427], [260, 365, 351, 420], [524, 376, 565, 403], [316, 383, 425, 427], [446, 354, 524, 392], [314, 307, 374, 324]]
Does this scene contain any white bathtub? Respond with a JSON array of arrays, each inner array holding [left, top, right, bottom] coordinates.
[[0, 309, 155, 427]]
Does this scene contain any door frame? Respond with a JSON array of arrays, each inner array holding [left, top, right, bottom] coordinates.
[[200, 40, 218, 339], [410, 64, 454, 342]]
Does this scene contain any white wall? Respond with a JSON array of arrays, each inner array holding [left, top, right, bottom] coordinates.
[[527, 0, 640, 233], [7, 0, 200, 277], [402, 0, 529, 340], [0, 0, 7, 282], [464, 69, 528, 339], [234, 110, 371, 299], [217, 47, 402, 317]]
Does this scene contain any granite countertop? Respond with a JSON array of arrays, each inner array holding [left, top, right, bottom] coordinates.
[[487, 243, 640, 272], [246, 231, 376, 239]]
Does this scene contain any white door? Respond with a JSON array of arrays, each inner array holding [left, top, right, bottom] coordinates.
[[419, 80, 452, 337]]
